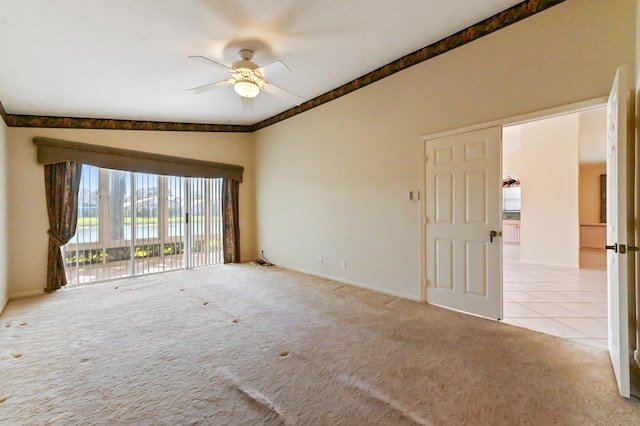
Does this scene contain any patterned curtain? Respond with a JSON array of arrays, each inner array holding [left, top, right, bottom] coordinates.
[[222, 178, 240, 264], [44, 161, 82, 292]]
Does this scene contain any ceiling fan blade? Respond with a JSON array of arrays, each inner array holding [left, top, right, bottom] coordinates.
[[256, 60, 291, 76], [262, 82, 304, 105], [241, 97, 254, 112], [189, 55, 234, 72], [187, 79, 234, 95]]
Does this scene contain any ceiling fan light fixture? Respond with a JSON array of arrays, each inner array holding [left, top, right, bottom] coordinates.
[[233, 79, 260, 98]]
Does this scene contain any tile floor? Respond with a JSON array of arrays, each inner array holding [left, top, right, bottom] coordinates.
[[502, 245, 608, 349]]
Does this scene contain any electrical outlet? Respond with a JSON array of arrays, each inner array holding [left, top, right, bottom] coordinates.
[[340, 260, 347, 269], [317, 257, 323, 264]]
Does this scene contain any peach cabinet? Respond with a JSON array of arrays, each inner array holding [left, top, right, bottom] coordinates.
[[503, 220, 520, 245], [580, 224, 606, 249]]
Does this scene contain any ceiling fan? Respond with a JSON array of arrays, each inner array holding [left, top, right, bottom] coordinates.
[[188, 49, 303, 105]]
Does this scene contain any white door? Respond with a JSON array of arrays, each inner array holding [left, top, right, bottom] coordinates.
[[425, 126, 502, 320], [606, 66, 632, 398]]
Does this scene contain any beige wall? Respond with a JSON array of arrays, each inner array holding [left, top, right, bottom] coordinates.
[[518, 116, 581, 267], [578, 108, 607, 163], [255, 0, 635, 299], [578, 108, 607, 225], [6, 127, 255, 298], [0, 118, 7, 312], [579, 163, 606, 225]]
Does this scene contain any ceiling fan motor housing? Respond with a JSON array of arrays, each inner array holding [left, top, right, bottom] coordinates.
[[231, 49, 265, 98], [232, 60, 258, 71], [232, 68, 266, 89], [232, 49, 258, 70]]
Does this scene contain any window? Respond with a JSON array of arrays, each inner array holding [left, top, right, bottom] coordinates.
[[64, 165, 224, 286]]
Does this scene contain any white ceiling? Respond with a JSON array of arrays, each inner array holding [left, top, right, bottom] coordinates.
[[0, 0, 523, 126]]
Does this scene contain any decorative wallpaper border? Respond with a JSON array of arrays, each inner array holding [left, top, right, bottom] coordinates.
[[0, 0, 565, 133], [1, 107, 252, 132], [0, 101, 9, 126]]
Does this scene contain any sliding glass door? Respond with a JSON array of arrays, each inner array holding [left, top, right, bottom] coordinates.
[[63, 165, 223, 286]]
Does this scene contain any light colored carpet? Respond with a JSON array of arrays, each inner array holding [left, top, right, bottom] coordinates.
[[2, 263, 640, 424]]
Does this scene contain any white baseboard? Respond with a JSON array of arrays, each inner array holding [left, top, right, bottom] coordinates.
[[280, 264, 421, 302], [9, 289, 44, 300], [0, 295, 8, 315], [519, 259, 579, 269]]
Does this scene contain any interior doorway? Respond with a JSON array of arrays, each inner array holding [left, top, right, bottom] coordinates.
[[501, 107, 608, 349]]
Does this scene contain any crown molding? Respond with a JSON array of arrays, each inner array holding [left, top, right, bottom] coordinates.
[[1, 0, 565, 133]]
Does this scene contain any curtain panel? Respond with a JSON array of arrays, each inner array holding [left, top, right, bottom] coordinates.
[[44, 161, 83, 292], [222, 178, 240, 264]]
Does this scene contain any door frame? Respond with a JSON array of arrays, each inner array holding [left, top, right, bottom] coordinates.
[[419, 96, 608, 303]]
